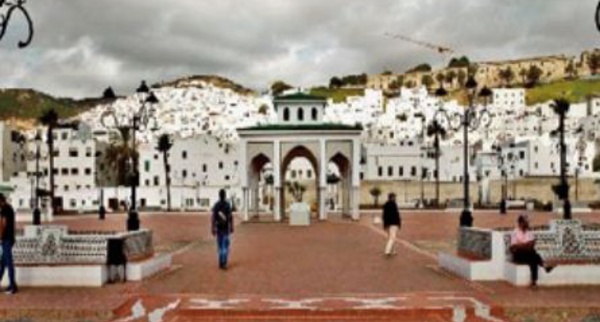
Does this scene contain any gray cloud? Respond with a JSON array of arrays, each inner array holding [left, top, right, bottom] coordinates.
[[0, 0, 597, 98]]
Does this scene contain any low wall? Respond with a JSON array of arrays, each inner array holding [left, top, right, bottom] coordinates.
[[14, 226, 153, 266], [458, 228, 492, 260]]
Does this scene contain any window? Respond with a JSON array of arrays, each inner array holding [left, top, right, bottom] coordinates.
[[61, 132, 68, 140], [61, 168, 69, 175], [182, 151, 188, 159], [145, 179, 150, 186], [69, 148, 78, 157], [312, 108, 318, 120], [283, 108, 290, 121], [291, 170, 297, 178], [154, 154, 158, 160], [85, 168, 92, 175], [378, 166, 383, 177], [411, 167, 416, 176], [154, 176, 160, 186], [85, 147, 92, 157], [203, 164, 207, 172], [64, 185, 70, 191], [53, 168, 58, 175], [182, 170, 188, 178], [534, 162, 538, 169], [145, 160, 150, 172], [519, 151, 525, 159], [76, 185, 81, 190], [53, 150, 59, 157], [399, 167, 404, 176], [225, 175, 230, 181], [298, 108, 304, 121], [71, 168, 79, 175], [219, 162, 223, 169], [388, 166, 393, 177], [306, 169, 312, 178]]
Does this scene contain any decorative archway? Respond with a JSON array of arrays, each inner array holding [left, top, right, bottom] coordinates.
[[280, 145, 320, 219], [248, 153, 271, 218]]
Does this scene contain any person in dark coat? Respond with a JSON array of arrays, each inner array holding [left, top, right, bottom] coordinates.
[[0, 193, 17, 294], [382, 193, 401, 256], [211, 189, 234, 270]]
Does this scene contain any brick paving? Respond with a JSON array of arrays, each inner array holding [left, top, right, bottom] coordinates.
[[2, 211, 600, 321]]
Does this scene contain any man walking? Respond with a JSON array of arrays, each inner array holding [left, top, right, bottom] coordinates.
[[0, 193, 18, 294], [211, 189, 234, 270], [382, 193, 401, 256]]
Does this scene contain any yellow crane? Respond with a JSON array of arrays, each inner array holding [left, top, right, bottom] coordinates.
[[384, 32, 455, 55]]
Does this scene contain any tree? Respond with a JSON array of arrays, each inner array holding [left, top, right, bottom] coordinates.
[[404, 80, 416, 88], [519, 68, 528, 84], [287, 181, 306, 202], [39, 109, 59, 214], [407, 63, 432, 73], [382, 70, 393, 75], [526, 65, 543, 87], [445, 70, 457, 87], [457, 70, 467, 88], [156, 133, 173, 211], [369, 186, 382, 207], [258, 104, 269, 115], [421, 74, 434, 89], [448, 56, 471, 68], [435, 73, 445, 87], [498, 67, 515, 87], [588, 53, 600, 75], [565, 60, 577, 79], [104, 127, 135, 187], [427, 120, 447, 207], [271, 81, 293, 96], [593, 153, 600, 172], [329, 77, 343, 89]]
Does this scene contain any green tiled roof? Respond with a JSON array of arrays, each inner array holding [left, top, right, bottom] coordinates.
[[238, 123, 363, 131], [274, 93, 327, 102]]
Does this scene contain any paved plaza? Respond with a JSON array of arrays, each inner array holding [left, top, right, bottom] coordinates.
[[0, 211, 599, 321]]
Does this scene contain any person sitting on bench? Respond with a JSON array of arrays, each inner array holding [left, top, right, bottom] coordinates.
[[510, 215, 555, 288]]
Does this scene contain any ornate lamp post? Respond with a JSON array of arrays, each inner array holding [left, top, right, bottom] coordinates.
[[32, 130, 42, 225], [551, 98, 572, 220], [0, 0, 33, 48], [102, 81, 160, 231], [495, 146, 518, 214], [434, 77, 492, 226]]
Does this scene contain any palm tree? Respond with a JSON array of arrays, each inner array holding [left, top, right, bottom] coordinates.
[[369, 186, 382, 207], [498, 67, 515, 87], [427, 120, 447, 207], [39, 109, 58, 214], [156, 133, 173, 211]]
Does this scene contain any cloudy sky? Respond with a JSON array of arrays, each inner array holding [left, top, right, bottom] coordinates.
[[0, 0, 598, 98]]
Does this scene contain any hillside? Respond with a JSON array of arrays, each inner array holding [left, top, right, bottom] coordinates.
[[153, 75, 255, 96], [525, 78, 600, 105], [0, 89, 100, 123]]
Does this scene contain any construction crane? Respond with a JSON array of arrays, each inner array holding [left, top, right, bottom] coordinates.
[[384, 32, 455, 55]]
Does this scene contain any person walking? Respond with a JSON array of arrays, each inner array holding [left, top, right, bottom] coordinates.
[[211, 189, 234, 270], [382, 193, 401, 256], [510, 215, 555, 288], [0, 193, 18, 294]]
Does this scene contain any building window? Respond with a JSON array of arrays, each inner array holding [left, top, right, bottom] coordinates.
[[225, 175, 231, 181], [534, 162, 538, 169], [519, 151, 525, 159], [388, 166, 393, 177], [182, 151, 188, 159], [64, 185, 69, 191], [298, 108, 304, 121], [312, 108, 318, 121], [145, 160, 150, 172], [219, 162, 223, 169], [154, 176, 160, 186], [182, 170, 188, 178], [61, 168, 69, 175], [399, 167, 404, 176], [283, 108, 290, 121], [203, 164, 207, 172], [61, 132, 68, 140], [85, 147, 92, 157], [69, 148, 78, 157], [85, 168, 92, 175], [306, 169, 312, 178], [378, 166, 383, 177], [291, 170, 297, 179], [145, 179, 150, 186], [411, 167, 416, 176]]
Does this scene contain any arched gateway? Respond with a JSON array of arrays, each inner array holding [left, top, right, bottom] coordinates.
[[238, 93, 362, 222]]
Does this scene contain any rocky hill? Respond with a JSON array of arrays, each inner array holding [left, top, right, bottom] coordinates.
[[153, 75, 255, 96], [0, 88, 104, 125]]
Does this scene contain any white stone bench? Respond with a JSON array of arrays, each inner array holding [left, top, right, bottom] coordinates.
[[439, 220, 600, 286]]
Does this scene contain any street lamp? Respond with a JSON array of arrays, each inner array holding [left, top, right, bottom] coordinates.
[[495, 146, 518, 214], [0, 0, 34, 48], [32, 131, 42, 225], [551, 98, 571, 220], [102, 81, 160, 231], [434, 78, 492, 227]]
